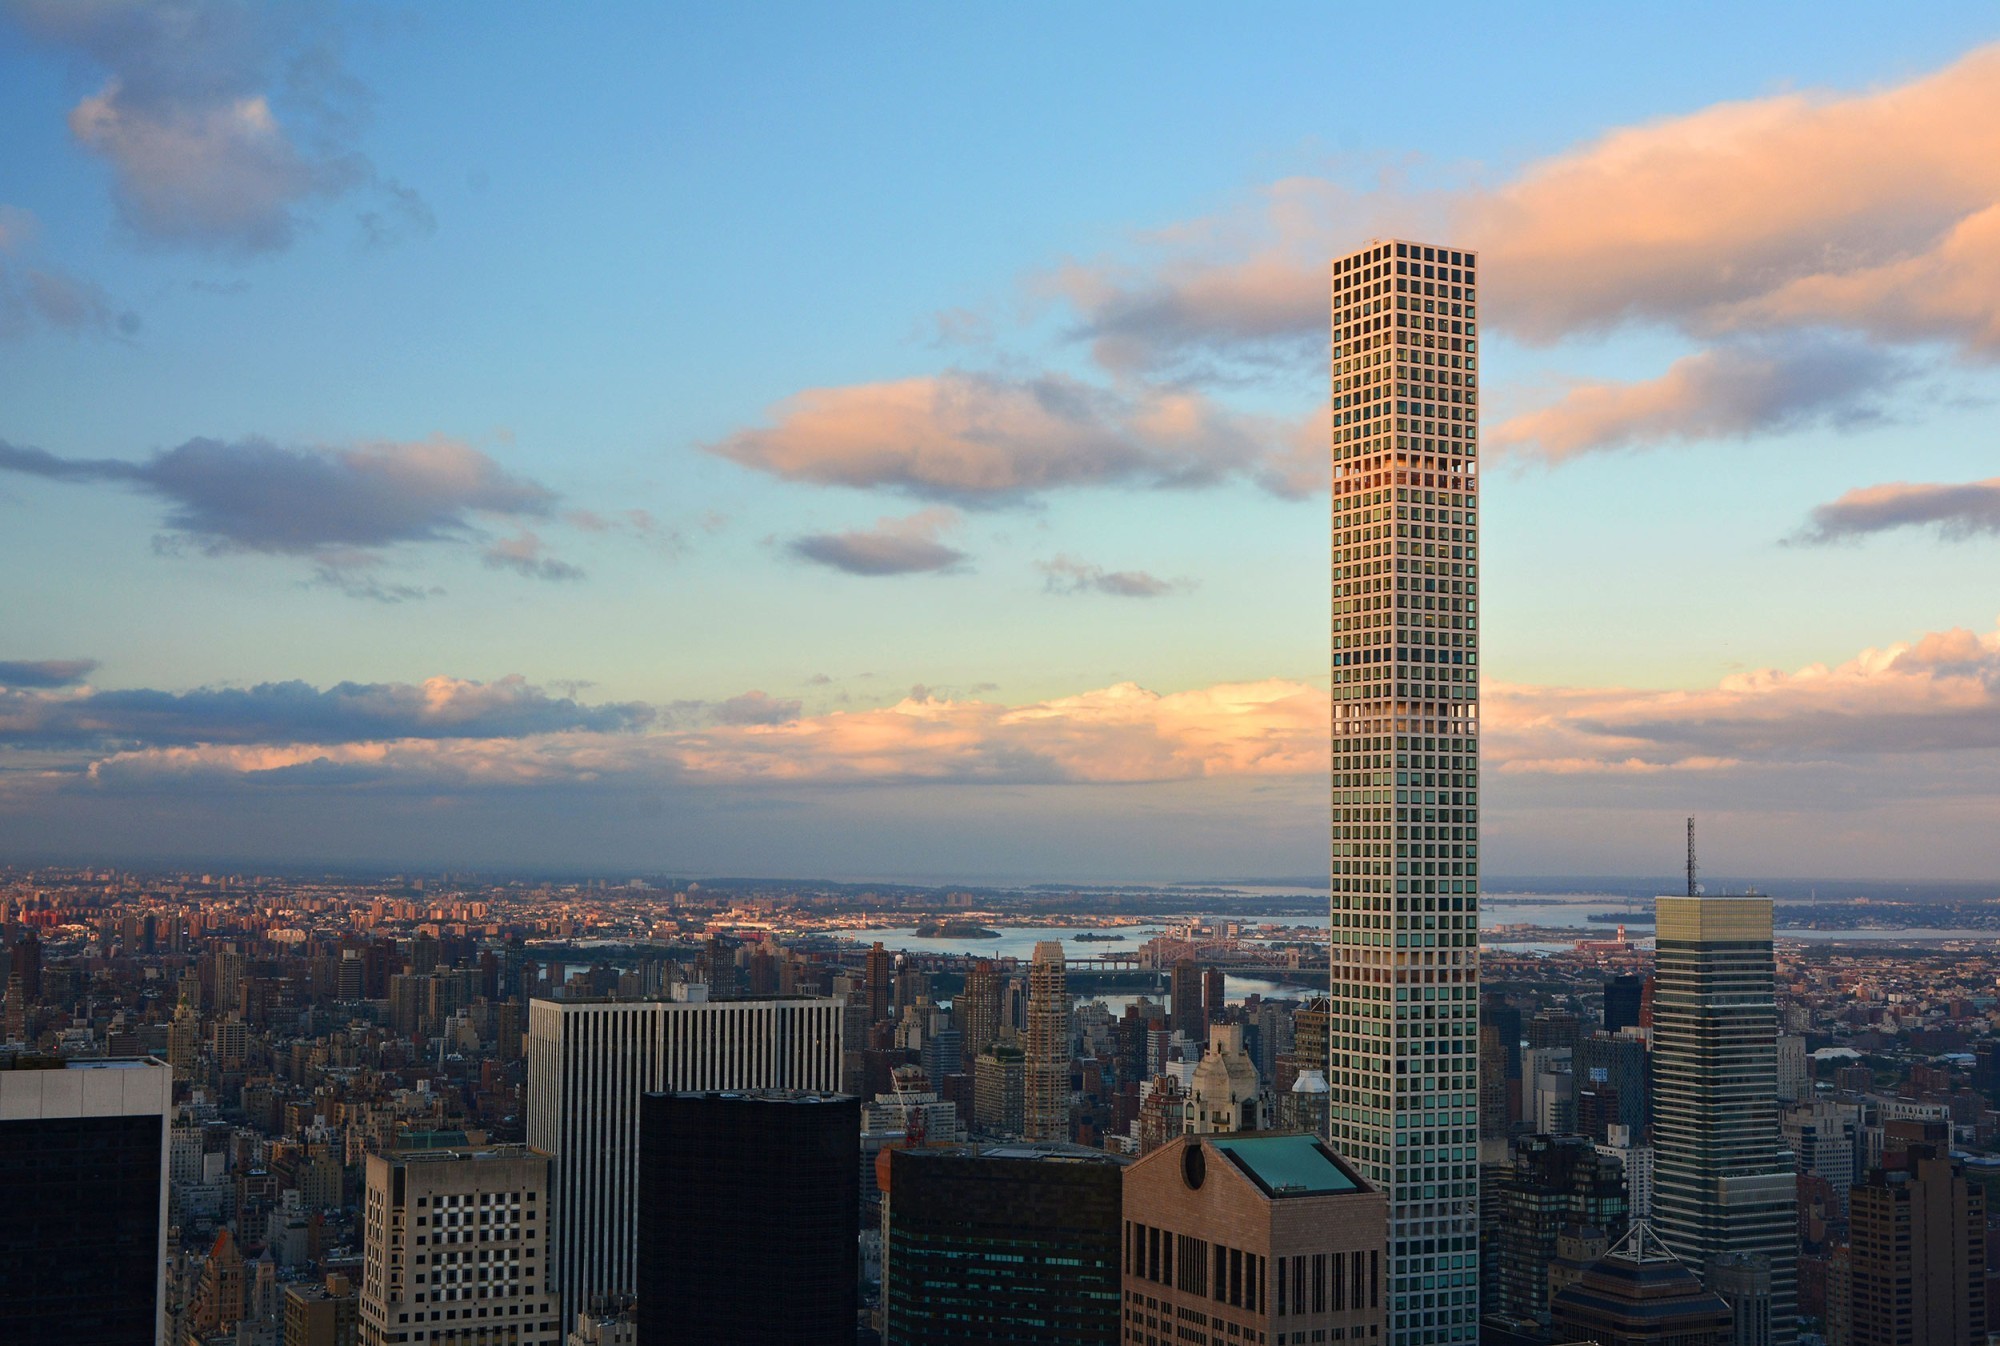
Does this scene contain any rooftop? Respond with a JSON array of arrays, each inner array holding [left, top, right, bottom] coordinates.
[[1208, 1134, 1364, 1197]]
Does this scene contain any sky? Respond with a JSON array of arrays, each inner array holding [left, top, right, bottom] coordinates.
[[5, 2, 2000, 884]]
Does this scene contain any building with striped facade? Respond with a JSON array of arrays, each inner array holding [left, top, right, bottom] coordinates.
[[526, 995, 844, 1329]]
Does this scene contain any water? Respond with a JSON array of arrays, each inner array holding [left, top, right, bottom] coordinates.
[[829, 924, 1174, 961]]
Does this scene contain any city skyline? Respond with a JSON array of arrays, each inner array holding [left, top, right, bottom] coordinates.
[[6, 7, 2000, 881]]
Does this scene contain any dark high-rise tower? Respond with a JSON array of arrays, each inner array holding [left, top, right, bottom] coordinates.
[[637, 1091, 859, 1346], [0, 1058, 172, 1345], [865, 941, 893, 1026], [1605, 975, 1646, 1035], [1170, 959, 1204, 1043], [1330, 235, 1482, 1346], [1651, 896, 1797, 1346], [884, 1144, 1124, 1345]]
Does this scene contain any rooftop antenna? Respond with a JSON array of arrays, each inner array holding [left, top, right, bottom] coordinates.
[[1686, 817, 1698, 898]]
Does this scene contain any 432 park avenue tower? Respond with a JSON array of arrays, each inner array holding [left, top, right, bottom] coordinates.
[[1328, 237, 1482, 1346]]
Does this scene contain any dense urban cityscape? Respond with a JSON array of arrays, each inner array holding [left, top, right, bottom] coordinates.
[[5, 861, 1999, 1344]]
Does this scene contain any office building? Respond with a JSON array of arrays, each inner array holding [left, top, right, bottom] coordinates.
[[525, 995, 844, 1329], [284, 1274, 360, 1346], [1776, 1037, 1808, 1105], [1328, 234, 1481, 1346], [0, 1056, 172, 1345], [1651, 897, 1797, 1346], [1846, 1137, 1985, 1346], [637, 1091, 858, 1346], [359, 1145, 558, 1346], [1550, 1223, 1735, 1346], [866, 942, 893, 1026], [1485, 1133, 1629, 1334], [1025, 941, 1072, 1142], [959, 959, 1003, 1067], [1784, 1101, 1862, 1222], [1604, 976, 1645, 1036], [1597, 1125, 1655, 1223], [884, 1144, 1125, 1345], [1710, 1255, 1774, 1346], [1578, 1031, 1650, 1139], [1123, 1133, 1387, 1346], [1171, 960, 1205, 1043], [974, 1043, 1026, 1135]]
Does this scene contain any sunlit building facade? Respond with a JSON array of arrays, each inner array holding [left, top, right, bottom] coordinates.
[[1328, 238, 1482, 1346]]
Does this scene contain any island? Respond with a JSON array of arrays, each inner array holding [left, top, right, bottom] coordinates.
[[914, 921, 1002, 939], [1071, 931, 1126, 942]]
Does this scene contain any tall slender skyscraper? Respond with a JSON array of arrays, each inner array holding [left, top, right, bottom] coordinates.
[[1329, 238, 1483, 1346], [1651, 896, 1797, 1346], [1024, 940, 1072, 1142]]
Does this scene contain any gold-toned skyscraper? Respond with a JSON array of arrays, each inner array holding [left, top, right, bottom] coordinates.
[[1329, 238, 1481, 1346]]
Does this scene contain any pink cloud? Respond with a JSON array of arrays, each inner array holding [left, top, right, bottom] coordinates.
[[708, 371, 1307, 502]]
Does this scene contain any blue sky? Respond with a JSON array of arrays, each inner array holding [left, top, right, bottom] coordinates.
[[4, 2, 2000, 881]]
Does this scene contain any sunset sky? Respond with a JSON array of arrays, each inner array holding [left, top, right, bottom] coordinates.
[[5, 3, 2000, 882]]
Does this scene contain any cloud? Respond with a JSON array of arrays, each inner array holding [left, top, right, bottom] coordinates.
[[73, 619, 2000, 790], [5, 0, 423, 254], [1488, 338, 1906, 462], [70, 676, 1332, 793], [1031, 44, 2000, 456], [0, 206, 141, 341], [0, 675, 652, 751], [1795, 477, 2000, 544], [0, 434, 566, 586], [1060, 46, 2000, 360], [1484, 620, 2000, 772], [712, 691, 802, 726], [1038, 554, 1190, 598], [789, 508, 970, 576], [0, 659, 98, 689], [481, 532, 585, 582], [712, 371, 1306, 503]]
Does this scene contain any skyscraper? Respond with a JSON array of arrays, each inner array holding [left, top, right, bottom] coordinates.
[[1025, 940, 1072, 1142], [1651, 896, 1798, 1346], [1605, 976, 1646, 1036], [1485, 1133, 1630, 1335], [1845, 1133, 1986, 1346], [1170, 959, 1204, 1043], [866, 941, 893, 1026], [359, 1144, 559, 1346], [1123, 1134, 1387, 1346], [525, 994, 844, 1329], [959, 958, 1003, 1068], [1329, 237, 1482, 1346], [637, 1091, 858, 1346], [0, 1056, 172, 1345], [884, 1144, 1125, 1345]]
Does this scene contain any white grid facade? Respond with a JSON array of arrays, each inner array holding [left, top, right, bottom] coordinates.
[[526, 996, 844, 1329], [1328, 238, 1481, 1346]]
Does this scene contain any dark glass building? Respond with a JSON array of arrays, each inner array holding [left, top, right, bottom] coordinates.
[[636, 1090, 858, 1346], [1484, 1133, 1630, 1337], [1604, 975, 1646, 1036], [885, 1144, 1125, 1345], [0, 1057, 172, 1346]]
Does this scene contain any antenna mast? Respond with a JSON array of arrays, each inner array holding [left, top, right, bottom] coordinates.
[[1686, 817, 1698, 897]]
